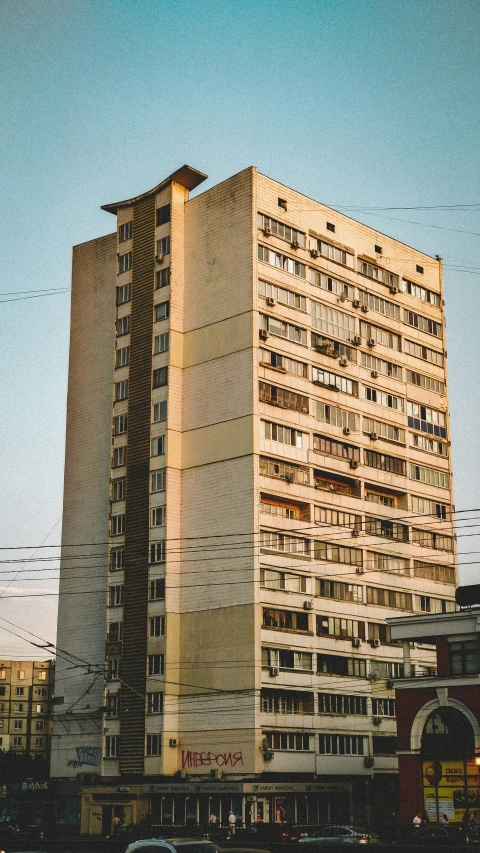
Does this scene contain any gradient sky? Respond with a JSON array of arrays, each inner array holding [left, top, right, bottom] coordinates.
[[1, 0, 479, 657]]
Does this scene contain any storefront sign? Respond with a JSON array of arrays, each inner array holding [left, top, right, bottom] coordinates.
[[423, 760, 480, 822], [144, 781, 349, 795], [21, 781, 48, 791]]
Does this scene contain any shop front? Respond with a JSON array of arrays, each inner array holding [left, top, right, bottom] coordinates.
[[80, 785, 149, 835]]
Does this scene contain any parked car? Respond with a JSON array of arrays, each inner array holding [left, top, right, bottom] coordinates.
[[234, 822, 299, 843], [126, 840, 224, 853], [298, 825, 379, 844], [410, 824, 469, 845]]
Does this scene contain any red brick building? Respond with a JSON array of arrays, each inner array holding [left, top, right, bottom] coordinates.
[[387, 605, 480, 823]]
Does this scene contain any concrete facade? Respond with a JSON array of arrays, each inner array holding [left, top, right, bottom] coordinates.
[[52, 166, 457, 832]]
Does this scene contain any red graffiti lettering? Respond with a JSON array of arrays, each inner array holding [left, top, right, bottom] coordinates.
[[181, 750, 243, 768]]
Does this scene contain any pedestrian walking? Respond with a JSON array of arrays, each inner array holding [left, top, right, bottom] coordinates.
[[228, 811, 236, 837]]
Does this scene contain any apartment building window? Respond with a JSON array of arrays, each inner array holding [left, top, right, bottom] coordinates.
[[14, 721, 23, 730], [156, 204, 170, 226], [411, 529, 454, 552], [260, 500, 301, 521], [409, 463, 449, 489], [316, 579, 363, 603], [156, 267, 171, 289], [147, 692, 164, 714], [110, 548, 125, 571], [259, 348, 308, 378], [326, 222, 335, 232], [154, 333, 169, 354], [265, 732, 310, 751], [317, 615, 365, 640], [148, 654, 164, 676], [153, 367, 168, 389], [259, 456, 309, 485], [105, 735, 119, 758], [149, 578, 166, 600], [152, 435, 166, 456], [410, 496, 449, 519], [363, 417, 405, 444], [156, 236, 170, 256], [112, 446, 126, 468], [37, 670, 47, 681], [364, 449, 406, 475], [106, 694, 119, 717], [360, 351, 402, 380], [257, 244, 306, 278], [260, 531, 309, 555], [146, 734, 161, 756], [149, 616, 165, 637], [153, 401, 167, 423], [372, 698, 396, 717], [0, 671, 5, 680], [109, 585, 124, 606], [360, 321, 401, 351], [308, 269, 354, 300], [116, 314, 131, 336], [402, 278, 441, 307], [358, 290, 400, 321], [365, 517, 408, 542], [314, 541, 363, 568], [119, 252, 132, 273], [111, 478, 125, 501], [412, 434, 447, 456], [414, 561, 455, 584], [107, 658, 121, 680], [116, 346, 129, 368], [404, 338, 444, 367], [111, 514, 125, 536], [257, 213, 306, 247], [311, 302, 355, 343], [113, 413, 127, 435], [368, 622, 394, 644], [316, 402, 358, 433], [17, 670, 25, 679], [418, 596, 455, 614], [407, 401, 446, 438], [108, 622, 123, 643], [404, 309, 442, 338], [312, 366, 357, 396], [151, 470, 166, 492], [36, 687, 47, 697], [259, 314, 307, 345], [260, 568, 307, 592], [369, 552, 410, 574], [262, 608, 310, 632], [358, 259, 399, 289], [14, 703, 24, 711], [313, 435, 360, 462], [319, 734, 366, 755], [406, 369, 445, 396], [36, 720, 45, 730], [319, 694, 367, 715], [115, 379, 128, 401], [314, 506, 361, 530], [369, 585, 402, 617], [312, 238, 354, 268], [13, 737, 22, 747], [262, 421, 305, 449], [116, 283, 131, 305], [370, 660, 404, 679], [155, 301, 169, 321], [449, 640, 480, 675], [150, 542, 166, 565], [364, 386, 404, 411], [318, 654, 366, 678], [259, 382, 308, 413], [15, 687, 24, 696], [262, 647, 313, 671], [151, 506, 166, 527], [119, 221, 132, 242], [261, 690, 310, 715], [258, 278, 306, 310]]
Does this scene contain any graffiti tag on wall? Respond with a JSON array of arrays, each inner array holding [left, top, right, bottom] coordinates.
[[67, 745, 101, 768], [181, 751, 243, 769]]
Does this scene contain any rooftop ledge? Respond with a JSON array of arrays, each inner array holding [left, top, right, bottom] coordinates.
[[101, 165, 208, 214]]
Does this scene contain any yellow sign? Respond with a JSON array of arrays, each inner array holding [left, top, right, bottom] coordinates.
[[423, 760, 480, 822]]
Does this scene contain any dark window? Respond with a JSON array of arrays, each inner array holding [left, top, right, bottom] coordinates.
[[449, 640, 479, 675], [119, 221, 132, 242], [153, 367, 168, 389], [262, 608, 309, 632], [278, 197, 287, 211], [156, 267, 170, 289], [156, 204, 171, 226], [374, 245, 382, 254], [326, 222, 335, 233], [155, 301, 170, 321], [416, 264, 424, 274], [373, 736, 397, 755], [116, 315, 130, 336]]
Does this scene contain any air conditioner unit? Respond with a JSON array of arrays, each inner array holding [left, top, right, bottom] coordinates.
[[361, 304, 369, 313], [372, 717, 382, 726], [155, 254, 164, 264], [370, 431, 378, 441], [364, 756, 375, 768], [339, 356, 348, 367], [390, 285, 399, 295], [356, 567, 364, 574], [211, 769, 223, 779], [371, 370, 379, 378], [266, 296, 276, 306], [263, 750, 274, 761], [349, 460, 359, 470], [310, 249, 319, 259], [352, 299, 361, 308], [291, 240, 300, 250], [352, 638, 361, 648], [343, 426, 351, 436], [259, 329, 269, 340], [269, 666, 280, 677], [370, 638, 381, 648], [351, 529, 359, 538], [263, 227, 272, 237], [367, 337, 376, 347], [169, 738, 178, 747], [352, 335, 362, 346], [303, 600, 313, 611]]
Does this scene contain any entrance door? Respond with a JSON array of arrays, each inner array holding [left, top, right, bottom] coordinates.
[[101, 805, 113, 836], [255, 798, 270, 822]]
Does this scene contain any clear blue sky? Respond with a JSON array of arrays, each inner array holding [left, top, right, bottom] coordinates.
[[1, 0, 479, 656]]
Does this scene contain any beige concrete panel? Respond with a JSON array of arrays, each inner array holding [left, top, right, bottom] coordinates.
[[182, 312, 253, 368], [181, 415, 254, 469]]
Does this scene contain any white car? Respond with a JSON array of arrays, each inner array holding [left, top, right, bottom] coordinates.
[[126, 841, 222, 853], [299, 825, 379, 844]]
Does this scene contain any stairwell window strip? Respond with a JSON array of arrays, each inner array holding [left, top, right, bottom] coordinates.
[[257, 213, 306, 247], [153, 367, 168, 388], [104, 735, 119, 758], [151, 506, 166, 527], [359, 321, 401, 351], [156, 204, 171, 226], [113, 413, 127, 435], [110, 549, 125, 571], [308, 269, 355, 300], [110, 515, 125, 536], [112, 446, 126, 468], [258, 244, 306, 278], [115, 379, 128, 401], [258, 278, 306, 310], [311, 302, 356, 343], [156, 236, 170, 256], [116, 314, 130, 336], [156, 267, 170, 289], [149, 578, 166, 600], [260, 313, 307, 345]]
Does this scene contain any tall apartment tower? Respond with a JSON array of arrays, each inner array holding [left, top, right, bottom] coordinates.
[[52, 166, 456, 834]]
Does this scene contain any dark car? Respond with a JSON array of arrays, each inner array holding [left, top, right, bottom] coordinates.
[[233, 823, 299, 843], [411, 824, 469, 845]]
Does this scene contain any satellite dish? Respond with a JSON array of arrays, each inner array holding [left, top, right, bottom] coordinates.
[[456, 585, 480, 608]]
